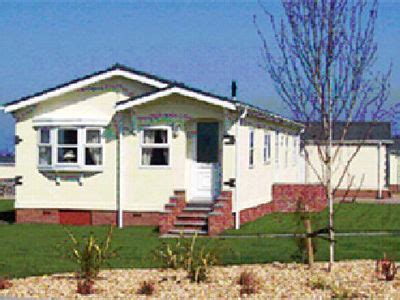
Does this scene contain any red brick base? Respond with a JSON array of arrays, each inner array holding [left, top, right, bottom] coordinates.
[[334, 189, 391, 199], [16, 209, 160, 226], [240, 184, 327, 225], [389, 185, 400, 194]]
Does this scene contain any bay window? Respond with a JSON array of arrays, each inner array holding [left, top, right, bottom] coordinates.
[[141, 127, 170, 166], [37, 127, 103, 171]]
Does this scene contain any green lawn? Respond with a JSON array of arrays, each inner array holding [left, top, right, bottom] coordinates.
[[223, 203, 400, 235], [1, 200, 400, 278]]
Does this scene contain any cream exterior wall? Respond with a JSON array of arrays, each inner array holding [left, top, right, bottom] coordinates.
[[0, 164, 15, 179], [390, 153, 400, 185], [14, 77, 155, 210], [237, 119, 303, 211], [120, 95, 227, 212], [304, 144, 387, 191]]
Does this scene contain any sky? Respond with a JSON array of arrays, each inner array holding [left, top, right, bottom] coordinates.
[[0, 0, 399, 153]]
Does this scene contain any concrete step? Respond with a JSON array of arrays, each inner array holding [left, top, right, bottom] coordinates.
[[177, 213, 208, 219], [174, 220, 207, 227], [167, 229, 208, 236], [183, 206, 212, 212]]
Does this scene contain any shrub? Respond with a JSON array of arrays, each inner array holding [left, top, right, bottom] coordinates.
[[154, 234, 185, 269], [376, 253, 397, 281], [137, 281, 155, 295], [64, 225, 117, 280], [238, 271, 259, 295], [0, 278, 12, 290], [154, 233, 219, 283], [77, 279, 94, 295], [308, 276, 329, 290]]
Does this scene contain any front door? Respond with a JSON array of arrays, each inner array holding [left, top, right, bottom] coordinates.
[[191, 122, 221, 201]]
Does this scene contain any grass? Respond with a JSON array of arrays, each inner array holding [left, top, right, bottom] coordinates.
[[223, 203, 400, 235], [1, 200, 400, 278]]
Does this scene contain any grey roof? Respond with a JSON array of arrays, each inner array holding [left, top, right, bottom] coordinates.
[[0, 154, 14, 164], [3, 63, 302, 129], [302, 122, 392, 141]]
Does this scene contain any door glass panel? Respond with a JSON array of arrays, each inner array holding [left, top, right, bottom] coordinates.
[[197, 122, 219, 163]]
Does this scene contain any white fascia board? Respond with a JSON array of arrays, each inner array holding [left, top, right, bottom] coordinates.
[[116, 87, 236, 111], [33, 117, 110, 127], [4, 69, 168, 113]]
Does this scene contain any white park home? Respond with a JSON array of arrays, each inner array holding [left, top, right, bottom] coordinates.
[[303, 122, 393, 199], [1, 64, 305, 234]]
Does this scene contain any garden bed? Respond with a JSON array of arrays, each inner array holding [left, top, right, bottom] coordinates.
[[1, 260, 399, 298]]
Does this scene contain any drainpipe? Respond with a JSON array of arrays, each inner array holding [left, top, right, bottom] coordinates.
[[377, 141, 382, 199], [234, 106, 247, 230], [117, 114, 124, 228]]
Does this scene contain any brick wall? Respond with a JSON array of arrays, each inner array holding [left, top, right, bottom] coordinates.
[[240, 184, 327, 225], [389, 185, 400, 194], [208, 191, 234, 235], [334, 189, 391, 199], [16, 209, 59, 224], [159, 190, 187, 234]]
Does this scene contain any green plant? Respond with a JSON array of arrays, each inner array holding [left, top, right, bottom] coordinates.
[[64, 226, 117, 280], [137, 281, 155, 295], [238, 271, 259, 295], [308, 276, 329, 290], [154, 233, 219, 283], [154, 234, 185, 269]]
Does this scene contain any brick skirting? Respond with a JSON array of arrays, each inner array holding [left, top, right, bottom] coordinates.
[[240, 184, 327, 225], [389, 185, 400, 194], [16, 209, 161, 226], [334, 189, 391, 199]]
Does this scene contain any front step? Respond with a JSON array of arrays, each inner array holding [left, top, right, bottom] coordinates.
[[183, 206, 212, 213], [167, 229, 208, 236]]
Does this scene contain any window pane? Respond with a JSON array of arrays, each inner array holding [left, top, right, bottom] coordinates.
[[40, 128, 50, 144], [86, 129, 101, 144], [85, 147, 102, 165], [197, 122, 219, 163], [142, 148, 169, 165], [143, 129, 168, 144], [58, 129, 78, 145], [58, 147, 78, 163], [39, 146, 52, 166], [249, 149, 254, 166]]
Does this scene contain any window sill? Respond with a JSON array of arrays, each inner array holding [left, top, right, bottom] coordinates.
[[38, 166, 103, 173], [139, 165, 172, 170]]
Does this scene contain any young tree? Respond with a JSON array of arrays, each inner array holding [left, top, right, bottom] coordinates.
[[254, 0, 398, 270]]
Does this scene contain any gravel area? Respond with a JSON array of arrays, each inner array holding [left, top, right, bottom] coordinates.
[[1, 260, 400, 299]]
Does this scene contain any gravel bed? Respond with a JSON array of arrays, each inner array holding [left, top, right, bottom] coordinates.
[[1, 260, 400, 299]]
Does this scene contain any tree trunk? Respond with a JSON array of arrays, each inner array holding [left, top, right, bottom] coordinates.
[[304, 218, 314, 267]]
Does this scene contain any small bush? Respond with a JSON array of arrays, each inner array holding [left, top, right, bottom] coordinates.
[[154, 234, 185, 269], [308, 276, 329, 290], [77, 279, 94, 295], [154, 233, 219, 283], [0, 278, 12, 290], [137, 281, 155, 295], [376, 253, 397, 281], [238, 271, 259, 295]]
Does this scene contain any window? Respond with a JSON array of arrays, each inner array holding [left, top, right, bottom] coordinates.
[[275, 131, 279, 164], [285, 136, 289, 168], [249, 129, 254, 168], [38, 128, 52, 166], [85, 129, 103, 166], [37, 127, 103, 171], [57, 129, 78, 164], [141, 127, 170, 166], [264, 133, 271, 163], [292, 136, 298, 165]]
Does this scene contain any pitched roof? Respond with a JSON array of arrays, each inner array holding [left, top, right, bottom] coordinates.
[[303, 122, 392, 142], [2, 63, 302, 128]]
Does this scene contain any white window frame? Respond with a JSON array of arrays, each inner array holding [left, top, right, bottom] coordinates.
[[37, 127, 104, 172], [37, 128, 52, 167], [275, 131, 279, 165], [263, 132, 271, 164], [249, 128, 254, 168], [139, 126, 171, 168], [285, 135, 289, 168]]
